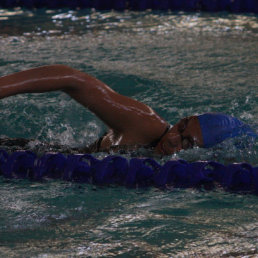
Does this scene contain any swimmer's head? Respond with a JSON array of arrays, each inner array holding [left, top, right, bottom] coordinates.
[[156, 113, 257, 155], [155, 115, 203, 155]]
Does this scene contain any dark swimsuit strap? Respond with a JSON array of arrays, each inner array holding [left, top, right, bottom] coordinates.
[[96, 132, 108, 151]]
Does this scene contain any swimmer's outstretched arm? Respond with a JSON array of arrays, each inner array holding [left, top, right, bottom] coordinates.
[[0, 65, 167, 144]]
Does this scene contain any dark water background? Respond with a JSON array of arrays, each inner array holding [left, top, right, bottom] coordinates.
[[0, 8, 257, 256]]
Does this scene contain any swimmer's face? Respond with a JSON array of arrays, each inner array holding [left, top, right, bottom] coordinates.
[[156, 116, 203, 155]]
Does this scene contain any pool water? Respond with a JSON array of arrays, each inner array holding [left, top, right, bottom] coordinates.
[[0, 8, 257, 256]]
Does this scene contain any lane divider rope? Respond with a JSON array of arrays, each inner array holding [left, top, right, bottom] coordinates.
[[0, 150, 257, 193], [0, 0, 257, 13]]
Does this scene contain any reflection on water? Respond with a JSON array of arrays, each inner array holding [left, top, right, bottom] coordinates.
[[0, 9, 257, 257]]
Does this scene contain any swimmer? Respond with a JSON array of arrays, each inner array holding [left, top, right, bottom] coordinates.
[[0, 65, 256, 155]]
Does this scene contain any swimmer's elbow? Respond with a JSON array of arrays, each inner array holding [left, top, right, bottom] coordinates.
[[45, 64, 103, 93], [46, 64, 87, 91]]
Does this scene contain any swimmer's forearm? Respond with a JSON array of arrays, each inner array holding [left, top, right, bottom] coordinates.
[[0, 65, 84, 98]]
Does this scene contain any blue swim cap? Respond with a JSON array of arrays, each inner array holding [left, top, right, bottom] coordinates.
[[198, 113, 257, 148]]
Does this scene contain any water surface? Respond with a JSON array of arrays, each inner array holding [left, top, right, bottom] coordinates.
[[0, 8, 257, 257]]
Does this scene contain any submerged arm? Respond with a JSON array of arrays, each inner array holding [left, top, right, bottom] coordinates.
[[0, 65, 167, 143]]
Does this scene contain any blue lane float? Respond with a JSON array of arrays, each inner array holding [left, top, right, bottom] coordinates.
[[0, 150, 257, 193], [0, 0, 257, 13]]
